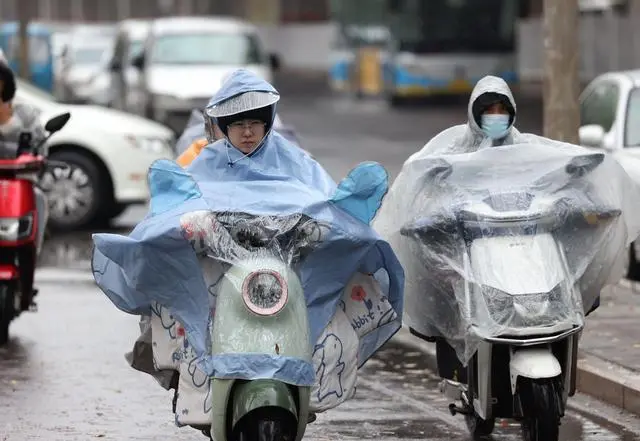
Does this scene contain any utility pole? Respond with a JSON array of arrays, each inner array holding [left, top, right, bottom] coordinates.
[[542, 0, 580, 143], [17, 0, 30, 79]]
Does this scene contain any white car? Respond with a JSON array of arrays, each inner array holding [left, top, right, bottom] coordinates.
[[15, 79, 175, 231], [129, 16, 280, 132], [578, 69, 640, 279]]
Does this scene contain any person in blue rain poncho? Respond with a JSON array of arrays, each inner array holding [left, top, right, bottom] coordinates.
[[91, 69, 404, 428]]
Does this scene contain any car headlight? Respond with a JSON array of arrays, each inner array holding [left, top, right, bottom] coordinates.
[[241, 270, 288, 316], [0, 214, 33, 241], [125, 135, 169, 154]]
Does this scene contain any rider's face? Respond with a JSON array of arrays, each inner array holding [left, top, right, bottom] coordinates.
[[227, 119, 266, 154], [483, 102, 509, 115]]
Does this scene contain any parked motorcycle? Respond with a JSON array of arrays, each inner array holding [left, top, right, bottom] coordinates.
[[384, 146, 637, 441], [0, 112, 71, 343]]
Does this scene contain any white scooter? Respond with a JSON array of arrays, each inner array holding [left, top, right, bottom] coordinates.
[[401, 153, 618, 441]]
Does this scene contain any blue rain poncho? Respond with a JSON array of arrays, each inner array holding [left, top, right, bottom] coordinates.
[[92, 69, 404, 385]]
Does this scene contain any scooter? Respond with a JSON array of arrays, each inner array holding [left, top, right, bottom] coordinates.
[[401, 153, 617, 441], [0, 112, 71, 343], [180, 211, 320, 441]]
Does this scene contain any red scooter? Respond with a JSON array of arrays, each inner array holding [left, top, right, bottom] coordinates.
[[0, 112, 71, 343]]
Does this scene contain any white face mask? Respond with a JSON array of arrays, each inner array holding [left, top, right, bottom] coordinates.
[[481, 114, 511, 140]]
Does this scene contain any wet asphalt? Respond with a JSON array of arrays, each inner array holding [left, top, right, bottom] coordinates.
[[3, 82, 640, 440]]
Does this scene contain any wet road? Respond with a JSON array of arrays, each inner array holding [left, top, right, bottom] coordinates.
[[3, 90, 639, 440], [3, 279, 640, 440]]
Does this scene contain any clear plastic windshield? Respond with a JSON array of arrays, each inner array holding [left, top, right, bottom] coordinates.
[[374, 142, 640, 363]]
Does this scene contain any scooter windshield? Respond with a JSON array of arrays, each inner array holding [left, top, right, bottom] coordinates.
[[183, 211, 329, 266], [91, 156, 404, 383], [374, 142, 640, 363]]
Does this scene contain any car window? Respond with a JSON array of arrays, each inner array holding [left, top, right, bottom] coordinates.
[[625, 87, 640, 147], [580, 81, 619, 132], [149, 32, 265, 65]]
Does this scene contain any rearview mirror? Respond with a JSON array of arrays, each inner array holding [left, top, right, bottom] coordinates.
[[579, 124, 606, 148], [45, 112, 71, 133]]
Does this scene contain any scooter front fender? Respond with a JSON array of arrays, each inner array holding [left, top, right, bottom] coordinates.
[[509, 347, 561, 395], [211, 379, 310, 441], [231, 379, 298, 426]]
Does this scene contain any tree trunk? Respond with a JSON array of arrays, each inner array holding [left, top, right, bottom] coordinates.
[[542, 0, 580, 144]]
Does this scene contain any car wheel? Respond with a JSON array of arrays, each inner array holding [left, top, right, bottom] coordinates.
[[40, 151, 105, 231]]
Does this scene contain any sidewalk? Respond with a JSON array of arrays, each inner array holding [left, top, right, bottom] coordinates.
[[576, 280, 640, 413], [392, 278, 640, 415]]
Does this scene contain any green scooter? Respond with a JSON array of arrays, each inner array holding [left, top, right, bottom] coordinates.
[[196, 212, 320, 441]]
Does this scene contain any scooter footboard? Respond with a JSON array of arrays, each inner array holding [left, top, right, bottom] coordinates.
[[509, 347, 561, 395]]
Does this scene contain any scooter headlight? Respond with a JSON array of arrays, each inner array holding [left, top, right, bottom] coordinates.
[[241, 270, 288, 316], [0, 214, 33, 241]]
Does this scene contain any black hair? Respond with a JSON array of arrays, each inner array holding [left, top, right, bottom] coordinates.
[[472, 92, 515, 127], [0, 62, 16, 102]]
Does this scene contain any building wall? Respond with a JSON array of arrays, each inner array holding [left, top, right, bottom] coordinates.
[[0, 0, 329, 22]]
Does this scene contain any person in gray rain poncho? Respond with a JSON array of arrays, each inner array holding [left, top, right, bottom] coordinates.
[[413, 75, 602, 316], [373, 75, 632, 383]]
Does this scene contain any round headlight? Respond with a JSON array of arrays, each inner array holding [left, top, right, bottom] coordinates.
[[241, 270, 288, 316]]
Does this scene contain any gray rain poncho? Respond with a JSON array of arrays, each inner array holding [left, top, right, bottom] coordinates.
[[373, 77, 640, 364]]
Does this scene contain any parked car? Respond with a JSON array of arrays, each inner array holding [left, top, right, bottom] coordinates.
[[59, 38, 114, 104], [128, 16, 280, 132], [58, 24, 116, 103], [14, 78, 175, 231], [578, 69, 640, 280]]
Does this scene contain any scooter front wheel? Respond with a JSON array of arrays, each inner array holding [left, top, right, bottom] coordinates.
[[519, 378, 563, 441], [234, 407, 297, 441]]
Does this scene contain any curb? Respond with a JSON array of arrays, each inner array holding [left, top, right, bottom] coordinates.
[[390, 326, 640, 416]]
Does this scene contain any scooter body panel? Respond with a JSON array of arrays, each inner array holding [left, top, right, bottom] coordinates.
[[211, 257, 311, 360], [210, 256, 312, 441]]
